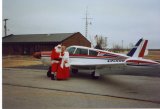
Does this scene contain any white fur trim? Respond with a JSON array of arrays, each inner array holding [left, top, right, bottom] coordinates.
[[51, 60, 59, 64], [65, 63, 70, 67], [60, 51, 70, 68]]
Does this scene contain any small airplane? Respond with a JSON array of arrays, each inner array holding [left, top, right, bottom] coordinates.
[[33, 38, 160, 78]]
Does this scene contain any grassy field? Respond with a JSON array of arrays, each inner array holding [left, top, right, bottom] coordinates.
[[2, 50, 160, 68], [2, 55, 42, 68], [144, 50, 160, 60]]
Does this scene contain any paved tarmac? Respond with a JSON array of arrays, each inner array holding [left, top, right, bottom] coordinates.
[[3, 67, 160, 108]]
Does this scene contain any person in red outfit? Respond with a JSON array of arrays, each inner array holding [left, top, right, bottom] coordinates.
[[57, 46, 70, 80], [50, 44, 62, 80]]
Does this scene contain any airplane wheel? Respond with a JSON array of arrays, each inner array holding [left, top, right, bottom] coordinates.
[[47, 67, 51, 77], [91, 71, 99, 79], [72, 69, 78, 74]]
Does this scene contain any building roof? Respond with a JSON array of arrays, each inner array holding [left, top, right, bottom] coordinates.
[[3, 33, 77, 43]]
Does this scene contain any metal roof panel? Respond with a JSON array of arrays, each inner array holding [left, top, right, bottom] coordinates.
[[3, 33, 75, 43]]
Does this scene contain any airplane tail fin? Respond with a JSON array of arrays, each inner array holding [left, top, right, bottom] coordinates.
[[127, 38, 148, 58]]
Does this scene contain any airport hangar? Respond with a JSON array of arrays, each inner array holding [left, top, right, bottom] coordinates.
[[2, 32, 91, 55]]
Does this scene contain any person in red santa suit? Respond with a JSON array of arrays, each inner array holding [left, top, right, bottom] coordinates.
[[50, 44, 62, 80], [57, 46, 70, 80]]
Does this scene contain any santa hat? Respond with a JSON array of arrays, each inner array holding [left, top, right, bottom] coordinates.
[[57, 44, 61, 48], [55, 44, 61, 49]]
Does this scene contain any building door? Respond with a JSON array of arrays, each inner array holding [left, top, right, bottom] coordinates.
[[23, 45, 30, 55]]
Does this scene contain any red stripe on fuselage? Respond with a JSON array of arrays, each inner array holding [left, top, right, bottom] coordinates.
[[40, 51, 127, 59], [69, 54, 117, 58]]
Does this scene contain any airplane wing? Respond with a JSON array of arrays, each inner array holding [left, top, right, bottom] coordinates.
[[70, 62, 125, 66], [70, 58, 160, 70], [70, 61, 125, 69]]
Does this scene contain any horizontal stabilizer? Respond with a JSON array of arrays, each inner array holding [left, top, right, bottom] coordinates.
[[125, 58, 159, 67]]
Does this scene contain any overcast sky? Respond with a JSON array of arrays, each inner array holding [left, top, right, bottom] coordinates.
[[3, 0, 160, 48]]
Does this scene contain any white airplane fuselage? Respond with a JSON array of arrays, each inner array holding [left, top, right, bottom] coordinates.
[[38, 45, 158, 69], [40, 46, 128, 67], [33, 38, 160, 78]]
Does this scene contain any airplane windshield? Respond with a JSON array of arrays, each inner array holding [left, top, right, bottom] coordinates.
[[66, 47, 76, 54], [75, 48, 88, 55]]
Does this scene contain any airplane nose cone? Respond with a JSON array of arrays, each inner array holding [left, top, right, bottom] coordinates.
[[33, 52, 41, 59]]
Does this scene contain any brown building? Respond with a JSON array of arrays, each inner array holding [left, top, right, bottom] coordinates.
[[2, 32, 91, 55]]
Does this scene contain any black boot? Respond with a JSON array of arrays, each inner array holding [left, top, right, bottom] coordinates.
[[47, 67, 51, 77], [51, 74, 55, 80]]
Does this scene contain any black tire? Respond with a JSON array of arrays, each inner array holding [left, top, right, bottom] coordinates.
[[72, 69, 78, 74], [91, 71, 99, 79], [92, 76, 99, 79]]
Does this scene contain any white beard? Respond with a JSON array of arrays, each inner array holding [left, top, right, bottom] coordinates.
[[55, 47, 61, 53]]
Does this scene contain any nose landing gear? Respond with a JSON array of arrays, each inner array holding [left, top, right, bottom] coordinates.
[[91, 71, 100, 79]]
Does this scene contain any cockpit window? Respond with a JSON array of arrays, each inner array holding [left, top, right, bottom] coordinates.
[[89, 50, 98, 56], [66, 47, 76, 54], [75, 48, 88, 55]]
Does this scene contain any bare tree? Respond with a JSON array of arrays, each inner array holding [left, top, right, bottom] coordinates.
[[112, 44, 122, 53], [94, 35, 107, 50]]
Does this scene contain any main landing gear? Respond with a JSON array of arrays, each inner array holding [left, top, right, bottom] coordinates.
[[71, 69, 78, 74], [71, 68, 100, 79], [91, 71, 100, 79]]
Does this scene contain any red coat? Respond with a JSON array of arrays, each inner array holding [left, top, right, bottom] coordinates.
[[51, 49, 61, 72], [56, 52, 70, 80], [51, 49, 60, 60]]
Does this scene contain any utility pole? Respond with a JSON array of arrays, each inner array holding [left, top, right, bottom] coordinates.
[[4, 19, 9, 36], [122, 40, 124, 49], [83, 7, 92, 38]]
